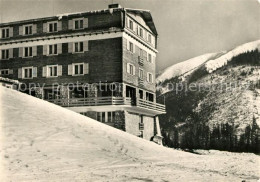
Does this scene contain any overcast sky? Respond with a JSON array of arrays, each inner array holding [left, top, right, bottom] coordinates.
[[0, 0, 259, 72]]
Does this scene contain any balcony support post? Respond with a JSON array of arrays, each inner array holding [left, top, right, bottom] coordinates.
[[153, 116, 163, 145]]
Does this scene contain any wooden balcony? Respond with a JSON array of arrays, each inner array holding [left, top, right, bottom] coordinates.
[[47, 97, 132, 107], [136, 98, 166, 113], [46, 97, 166, 114]]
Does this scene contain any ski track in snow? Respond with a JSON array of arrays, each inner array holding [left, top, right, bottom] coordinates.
[[0, 86, 259, 182]]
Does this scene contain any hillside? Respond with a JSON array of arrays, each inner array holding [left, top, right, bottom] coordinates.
[[156, 52, 222, 84], [157, 40, 260, 153], [0, 86, 259, 181]]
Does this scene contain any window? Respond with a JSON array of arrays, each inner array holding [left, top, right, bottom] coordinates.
[[147, 72, 153, 83], [48, 22, 58, 32], [74, 42, 84, 53], [139, 90, 143, 99], [24, 47, 33, 57], [1, 49, 9, 59], [73, 63, 84, 75], [74, 19, 84, 30], [0, 69, 9, 75], [148, 34, 152, 43], [1, 28, 9, 38], [47, 65, 58, 77], [23, 67, 33, 79], [146, 92, 154, 102], [97, 112, 115, 123], [129, 19, 134, 30], [128, 41, 134, 53], [139, 68, 144, 80], [24, 25, 33, 35], [148, 53, 152, 63], [127, 63, 135, 75], [48, 44, 58, 55], [139, 27, 143, 38]]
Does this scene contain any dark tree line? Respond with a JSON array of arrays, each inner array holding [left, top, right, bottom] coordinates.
[[162, 117, 259, 153]]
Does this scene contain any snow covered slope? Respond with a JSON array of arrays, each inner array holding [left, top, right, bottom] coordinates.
[[156, 52, 221, 83], [0, 86, 259, 181], [206, 40, 260, 73]]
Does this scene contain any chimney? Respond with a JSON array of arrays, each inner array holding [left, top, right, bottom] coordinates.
[[108, 4, 122, 9]]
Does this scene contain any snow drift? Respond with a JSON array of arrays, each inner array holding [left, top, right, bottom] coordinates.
[[0, 86, 259, 181]]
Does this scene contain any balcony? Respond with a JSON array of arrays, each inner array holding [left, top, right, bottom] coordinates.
[[138, 56, 144, 66], [47, 97, 132, 107], [136, 98, 165, 113], [139, 123, 144, 130], [46, 97, 165, 114], [138, 79, 144, 86]]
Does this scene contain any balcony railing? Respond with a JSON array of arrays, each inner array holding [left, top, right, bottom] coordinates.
[[139, 123, 144, 130], [47, 97, 132, 107], [46, 97, 165, 113], [138, 56, 144, 66], [136, 98, 166, 113], [138, 79, 144, 86]]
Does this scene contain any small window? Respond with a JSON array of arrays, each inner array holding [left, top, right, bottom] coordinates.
[[1, 49, 9, 59], [139, 27, 143, 38], [47, 65, 58, 77], [74, 19, 84, 30], [74, 42, 84, 53], [148, 54, 152, 63], [48, 22, 58, 32], [23, 67, 33, 79], [127, 63, 135, 75], [73, 63, 84, 75], [24, 25, 33, 35], [129, 19, 134, 30], [147, 72, 153, 83], [48, 44, 58, 55], [148, 34, 152, 43], [1, 28, 9, 38], [0, 69, 9, 75], [24, 47, 33, 57], [128, 41, 134, 53], [139, 68, 144, 80]]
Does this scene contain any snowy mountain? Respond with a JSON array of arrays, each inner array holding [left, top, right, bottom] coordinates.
[[157, 40, 260, 153], [205, 40, 260, 73], [157, 40, 260, 85], [0, 86, 259, 181], [156, 52, 223, 83]]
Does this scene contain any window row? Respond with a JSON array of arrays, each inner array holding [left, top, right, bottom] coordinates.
[[0, 41, 89, 60], [126, 16, 155, 46], [1, 63, 89, 79], [126, 40, 155, 63], [126, 63, 153, 83], [0, 18, 88, 38]]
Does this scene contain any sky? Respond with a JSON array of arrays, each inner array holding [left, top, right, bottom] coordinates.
[[0, 0, 259, 72]]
